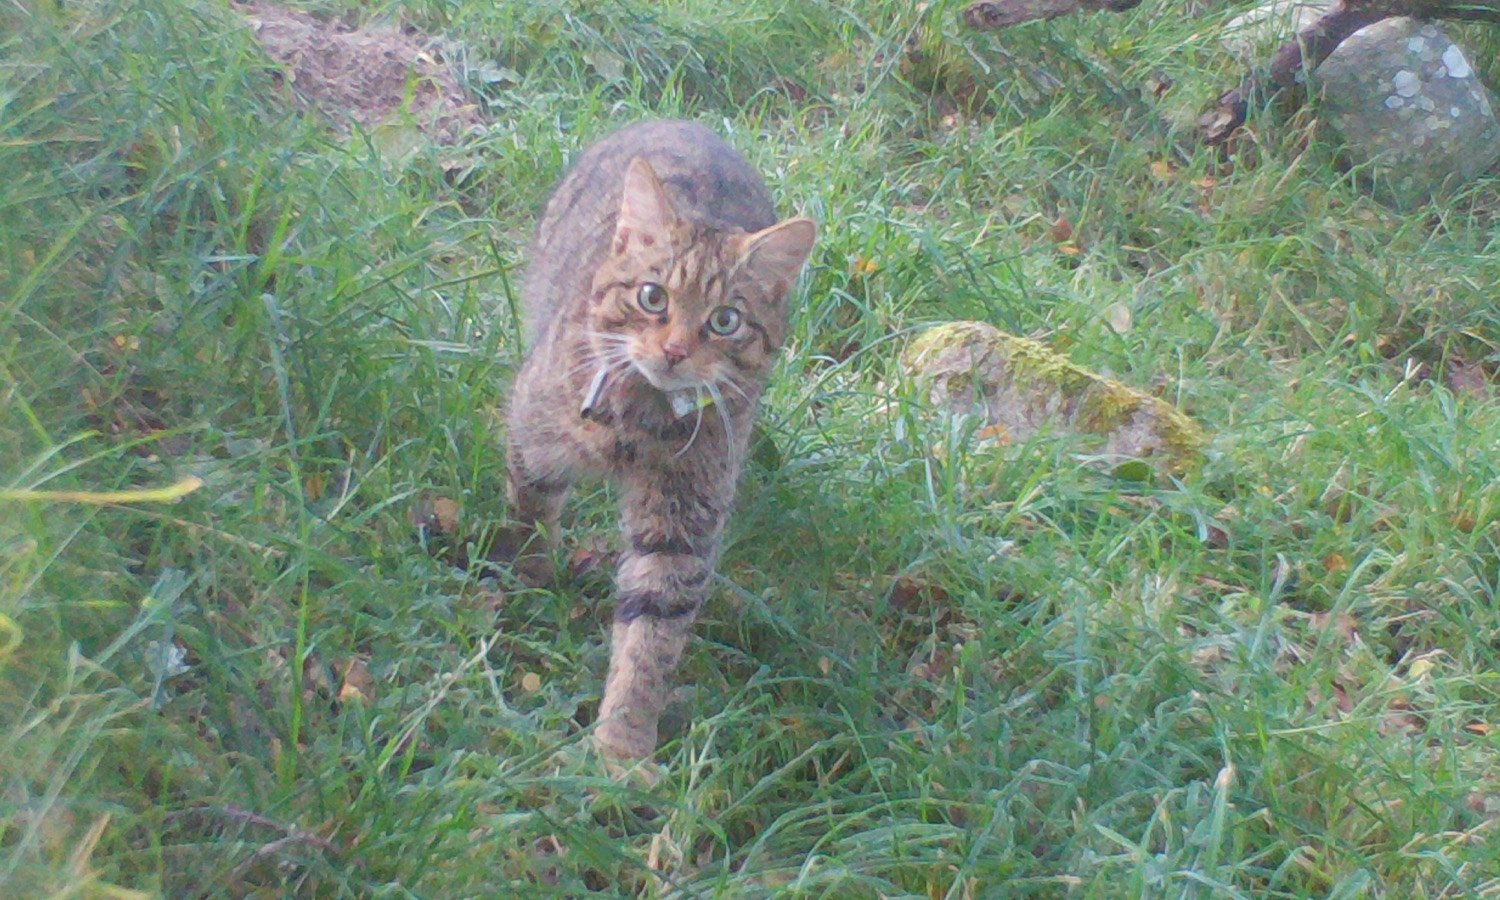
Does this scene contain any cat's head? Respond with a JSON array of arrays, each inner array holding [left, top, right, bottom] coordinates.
[[588, 157, 816, 397]]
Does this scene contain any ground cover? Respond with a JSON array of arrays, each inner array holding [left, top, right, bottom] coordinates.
[[3, 0, 1499, 896]]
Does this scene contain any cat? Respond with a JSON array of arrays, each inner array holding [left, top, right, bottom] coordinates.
[[503, 119, 816, 761]]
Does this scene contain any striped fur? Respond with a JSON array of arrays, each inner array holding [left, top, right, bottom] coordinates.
[[505, 120, 815, 761]]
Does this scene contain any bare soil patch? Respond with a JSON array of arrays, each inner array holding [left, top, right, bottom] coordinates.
[[238, 1, 483, 144]]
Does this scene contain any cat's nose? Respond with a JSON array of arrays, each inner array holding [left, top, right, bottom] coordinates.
[[662, 341, 690, 367]]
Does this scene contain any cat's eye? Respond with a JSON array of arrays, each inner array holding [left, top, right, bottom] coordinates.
[[638, 282, 668, 314], [707, 306, 742, 336]]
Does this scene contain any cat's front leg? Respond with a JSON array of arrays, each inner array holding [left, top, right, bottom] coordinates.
[[497, 390, 575, 585], [595, 471, 730, 760]]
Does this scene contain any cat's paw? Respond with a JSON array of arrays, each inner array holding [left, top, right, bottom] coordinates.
[[590, 737, 663, 787], [547, 737, 662, 787]]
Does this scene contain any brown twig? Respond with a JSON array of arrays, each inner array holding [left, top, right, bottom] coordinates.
[[963, 0, 1141, 29], [168, 804, 340, 855], [959, 0, 1500, 144], [1201, 4, 1391, 144], [229, 832, 338, 879]]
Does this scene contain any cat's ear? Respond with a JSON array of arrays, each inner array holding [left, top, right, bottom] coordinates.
[[614, 158, 678, 253], [739, 217, 817, 294]]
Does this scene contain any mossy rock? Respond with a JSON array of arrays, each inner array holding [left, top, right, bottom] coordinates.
[[901, 321, 1207, 475]]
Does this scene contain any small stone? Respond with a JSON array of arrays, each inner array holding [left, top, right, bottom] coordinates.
[[1386, 96, 1405, 109]]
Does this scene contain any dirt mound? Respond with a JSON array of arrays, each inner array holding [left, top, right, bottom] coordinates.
[[238, 1, 483, 145]]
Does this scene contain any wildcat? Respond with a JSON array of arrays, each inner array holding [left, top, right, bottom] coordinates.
[[504, 120, 816, 761]]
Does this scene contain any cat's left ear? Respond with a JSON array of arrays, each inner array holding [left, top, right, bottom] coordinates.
[[739, 217, 817, 297], [614, 157, 678, 254]]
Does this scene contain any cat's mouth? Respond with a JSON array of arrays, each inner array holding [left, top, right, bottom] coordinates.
[[580, 361, 712, 422], [630, 357, 704, 394]]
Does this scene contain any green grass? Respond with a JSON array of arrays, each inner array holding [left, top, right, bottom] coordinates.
[[4, 0, 1500, 896]]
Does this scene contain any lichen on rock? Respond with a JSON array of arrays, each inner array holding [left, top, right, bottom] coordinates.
[[901, 321, 1206, 475], [1315, 18, 1500, 206]]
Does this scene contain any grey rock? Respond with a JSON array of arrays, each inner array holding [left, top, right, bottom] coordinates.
[[1315, 18, 1500, 206]]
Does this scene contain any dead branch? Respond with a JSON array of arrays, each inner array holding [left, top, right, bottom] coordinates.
[[960, 0, 1500, 144], [1200, 4, 1390, 143], [168, 804, 341, 855], [963, 0, 1141, 29]]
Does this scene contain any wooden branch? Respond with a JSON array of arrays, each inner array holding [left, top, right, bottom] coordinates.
[[962, 0, 1140, 29], [960, 0, 1500, 144], [962, 0, 1500, 31], [1200, 4, 1390, 144]]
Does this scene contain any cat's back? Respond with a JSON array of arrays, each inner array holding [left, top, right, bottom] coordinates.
[[521, 120, 777, 339]]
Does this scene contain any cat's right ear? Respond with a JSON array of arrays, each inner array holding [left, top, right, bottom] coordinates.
[[614, 158, 677, 255]]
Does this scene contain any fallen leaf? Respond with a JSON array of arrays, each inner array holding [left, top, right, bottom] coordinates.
[[583, 48, 626, 82], [1201, 522, 1231, 548], [770, 76, 807, 103], [1309, 611, 1360, 645], [889, 575, 950, 615], [1111, 459, 1153, 482], [1190, 643, 1228, 667], [302, 655, 332, 696], [1332, 680, 1353, 713], [568, 536, 612, 578], [409, 493, 461, 534], [338, 657, 374, 703], [1464, 791, 1500, 817], [1381, 698, 1425, 737], [1408, 655, 1436, 680], [1047, 215, 1073, 243], [1446, 359, 1491, 399], [472, 61, 522, 85], [1144, 69, 1172, 98], [1150, 160, 1175, 181]]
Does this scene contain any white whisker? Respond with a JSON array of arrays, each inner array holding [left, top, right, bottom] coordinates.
[[563, 349, 630, 379], [674, 387, 706, 459], [718, 374, 752, 403], [584, 331, 634, 347], [703, 381, 735, 457]]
